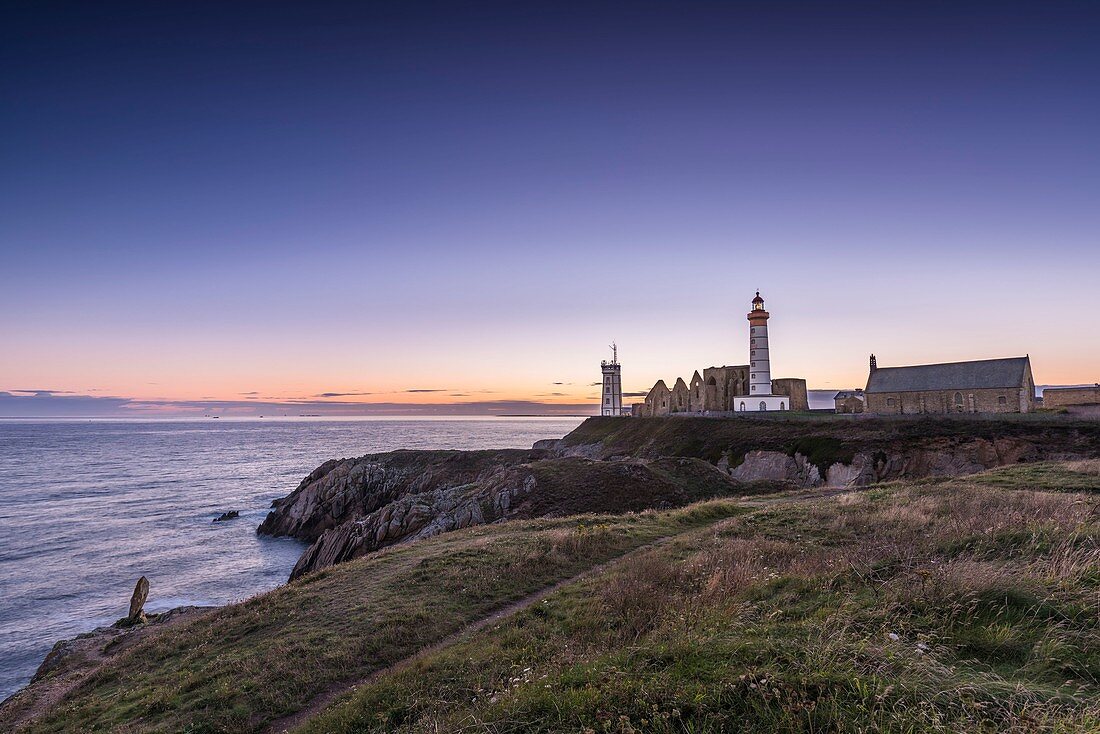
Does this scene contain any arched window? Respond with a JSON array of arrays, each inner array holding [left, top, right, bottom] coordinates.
[[739, 401, 746, 412], [954, 392, 964, 412], [760, 401, 767, 411], [780, 402, 786, 411]]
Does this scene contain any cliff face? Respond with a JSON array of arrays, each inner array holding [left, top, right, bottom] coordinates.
[[261, 452, 752, 580], [260, 416, 1100, 579]]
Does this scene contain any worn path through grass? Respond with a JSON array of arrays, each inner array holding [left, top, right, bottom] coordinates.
[[296, 461, 1100, 734], [265, 533, 688, 734], [273, 486, 854, 734], [9, 502, 748, 734]]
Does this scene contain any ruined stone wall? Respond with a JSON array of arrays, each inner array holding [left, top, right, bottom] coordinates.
[[771, 378, 809, 411], [689, 373, 705, 412], [644, 381, 671, 417], [703, 366, 749, 410], [866, 387, 1029, 415], [1043, 386, 1100, 408], [670, 378, 691, 413]]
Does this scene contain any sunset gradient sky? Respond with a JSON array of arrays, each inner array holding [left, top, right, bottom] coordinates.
[[2, 1, 1098, 416]]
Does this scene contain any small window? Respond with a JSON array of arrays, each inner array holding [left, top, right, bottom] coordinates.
[[751, 385, 756, 392], [780, 402, 786, 411], [886, 398, 895, 407], [604, 398, 610, 405], [739, 401, 746, 412], [760, 401, 767, 411], [998, 396, 1007, 405]]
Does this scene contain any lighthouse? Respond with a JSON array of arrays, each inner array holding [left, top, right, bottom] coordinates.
[[738, 292, 789, 412], [748, 291, 772, 396], [600, 343, 623, 416]]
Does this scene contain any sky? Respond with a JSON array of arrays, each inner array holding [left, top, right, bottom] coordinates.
[[2, 1, 1098, 417]]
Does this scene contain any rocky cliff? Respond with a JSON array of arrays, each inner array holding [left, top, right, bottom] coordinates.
[[260, 415, 1100, 578], [260, 451, 756, 579]]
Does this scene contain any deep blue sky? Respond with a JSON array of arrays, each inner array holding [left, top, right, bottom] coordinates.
[[2, 1, 1098, 415]]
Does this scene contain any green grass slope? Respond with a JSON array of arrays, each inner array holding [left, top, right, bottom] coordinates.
[[9, 503, 746, 733], [564, 414, 1100, 464], [301, 461, 1100, 734]]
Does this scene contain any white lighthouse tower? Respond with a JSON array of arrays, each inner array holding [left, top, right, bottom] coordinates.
[[600, 343, 623, 416], [739, 292, 789, 412]]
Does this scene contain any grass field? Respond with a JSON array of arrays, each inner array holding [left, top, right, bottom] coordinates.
[[300, 461, 1100, 734], [9, 461, 1100, 733], [10, 502, 746, 733]]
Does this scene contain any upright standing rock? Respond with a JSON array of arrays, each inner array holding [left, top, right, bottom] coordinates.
[[128, 576, 149, 622]]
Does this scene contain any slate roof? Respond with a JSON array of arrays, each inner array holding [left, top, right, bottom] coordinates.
[[866, 357, 1030, 394], [834, 390, 864, 400]]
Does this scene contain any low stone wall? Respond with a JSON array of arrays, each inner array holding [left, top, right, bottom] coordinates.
[[1044, 386, 1100, 408]]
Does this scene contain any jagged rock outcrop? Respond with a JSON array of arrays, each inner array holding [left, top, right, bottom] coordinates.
[[730, 451, 821, 487], [263, 453, 752, 580], [258, 449, 544, 542]]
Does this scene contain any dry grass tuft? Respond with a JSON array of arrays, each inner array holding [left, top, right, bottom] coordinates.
[[1065, 459, 1100, 476]]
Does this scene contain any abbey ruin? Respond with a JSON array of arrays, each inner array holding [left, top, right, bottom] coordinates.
[[632, 292, 808, 416]]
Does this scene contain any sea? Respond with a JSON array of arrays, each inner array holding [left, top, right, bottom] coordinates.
[[0, 416, 584, 700]]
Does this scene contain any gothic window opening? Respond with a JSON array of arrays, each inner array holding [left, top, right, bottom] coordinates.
[[759, 401, 767, 411]]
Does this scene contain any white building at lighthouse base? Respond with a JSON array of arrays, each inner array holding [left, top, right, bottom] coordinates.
[[734, 394, 790, 412]]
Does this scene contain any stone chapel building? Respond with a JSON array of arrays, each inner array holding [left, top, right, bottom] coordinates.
[[863, 355, 1036, 414]]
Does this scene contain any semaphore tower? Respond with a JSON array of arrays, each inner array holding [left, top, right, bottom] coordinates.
[[600, 343, 623, 416]]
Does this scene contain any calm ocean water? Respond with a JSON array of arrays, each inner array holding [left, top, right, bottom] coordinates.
[[0, 417, 583, 700]]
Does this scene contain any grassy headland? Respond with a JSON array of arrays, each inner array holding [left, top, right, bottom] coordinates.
[[563, 414, 1100, 464], [5, 438, 1100, 732], [297, 461, 1100, 734], [7, 503, 746, 733]]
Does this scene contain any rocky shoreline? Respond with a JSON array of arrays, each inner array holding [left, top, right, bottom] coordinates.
[[0, 606, 215, 726]]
